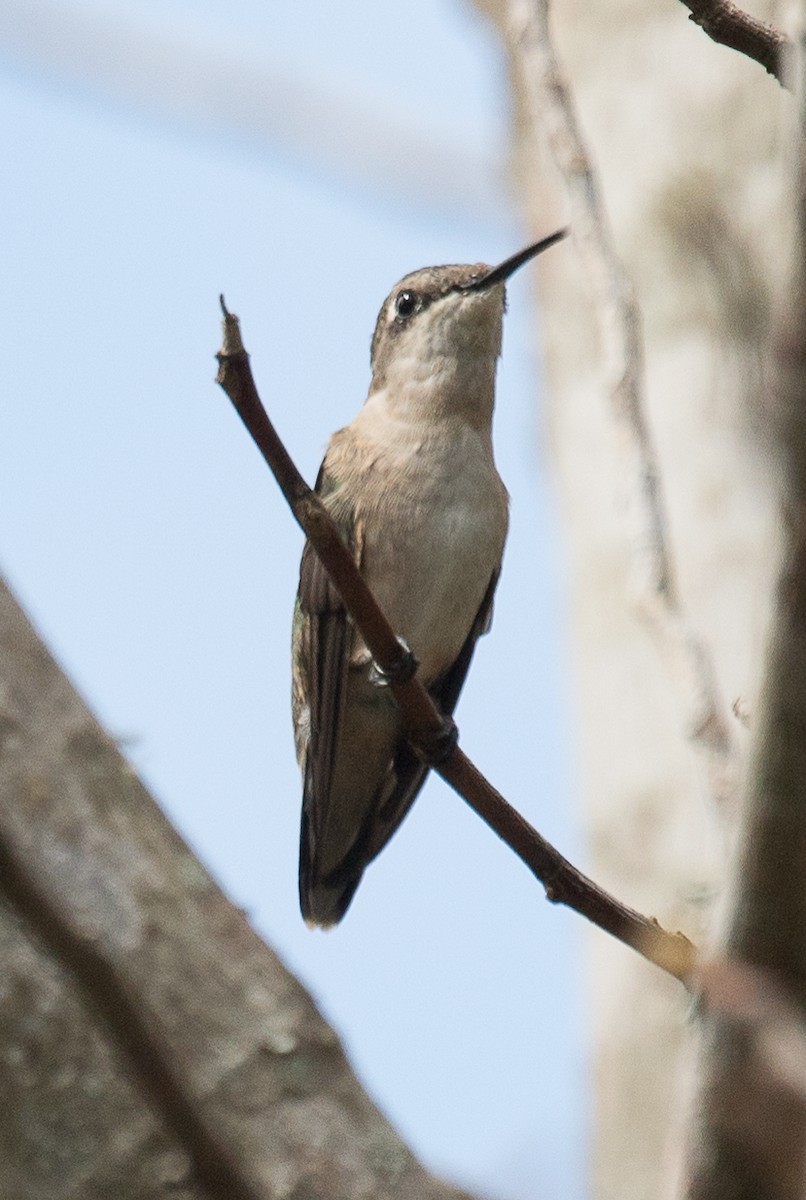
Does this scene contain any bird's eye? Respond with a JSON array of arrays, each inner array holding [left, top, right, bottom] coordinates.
[[394, 290, 418, 319]]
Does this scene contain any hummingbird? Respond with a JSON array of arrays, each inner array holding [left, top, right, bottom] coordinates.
[[292, 229, 566, 927]]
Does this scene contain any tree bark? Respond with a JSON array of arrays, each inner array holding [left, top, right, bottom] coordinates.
[[0, 575, 472, 1200], [469, 0, 786, 1196], [680, 26, 806, 1195]]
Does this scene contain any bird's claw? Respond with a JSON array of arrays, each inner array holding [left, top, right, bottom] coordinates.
[[410, 715, 459, 766], [369, 638, 419, 688]]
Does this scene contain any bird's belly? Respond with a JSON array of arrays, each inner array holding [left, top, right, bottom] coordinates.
[[359, 490, 505, 683]]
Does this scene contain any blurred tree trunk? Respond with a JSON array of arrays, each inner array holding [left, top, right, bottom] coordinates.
[[469, 1, 786, 1197], [678, 10, 806, 1196], [0, 575, 472, 1200]]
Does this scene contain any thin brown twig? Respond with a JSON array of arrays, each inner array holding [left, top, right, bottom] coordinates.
[[215, 296, 696, 986], [504, 0, 740, 818], [679, 0, 793, 88]]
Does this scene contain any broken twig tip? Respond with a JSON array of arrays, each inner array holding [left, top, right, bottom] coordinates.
[[217, 296, 245, 358]]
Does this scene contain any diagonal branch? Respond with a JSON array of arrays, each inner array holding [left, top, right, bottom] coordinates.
[[503, 0, 740, 818], [0, 822, 264, 1200], [215, 297, 696, 985], [679, 0, 793, 88], [0, 575, 475, 1200]]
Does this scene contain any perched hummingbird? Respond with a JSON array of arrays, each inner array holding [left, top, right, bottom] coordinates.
[[292, 230, 566, 927]]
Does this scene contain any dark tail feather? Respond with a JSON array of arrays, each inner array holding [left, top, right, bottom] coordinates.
[[299, 874, 361, 929], [298, 747, 432, 928], [298, 805, 366, 928]]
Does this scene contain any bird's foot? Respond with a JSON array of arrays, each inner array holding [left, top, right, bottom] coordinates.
[[410, 715, 459, 766], [368, 638, 419, 688]]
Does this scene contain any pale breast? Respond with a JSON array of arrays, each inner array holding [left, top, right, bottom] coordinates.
[[330, 409, 509, 683]]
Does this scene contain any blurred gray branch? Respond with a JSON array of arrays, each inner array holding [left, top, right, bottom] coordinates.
[[681, 20, 806, 1197], [0, 0, 503, 226], [470, 0, 789, 1196], [492, 0, 740, 817], [0, 575, 473, 1200]]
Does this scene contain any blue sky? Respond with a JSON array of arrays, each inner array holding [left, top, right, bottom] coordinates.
[[0, 3, 585, 1196]]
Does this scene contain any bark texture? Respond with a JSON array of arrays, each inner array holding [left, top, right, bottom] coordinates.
[[0, 575, 472, 1200], [469, 0, 787, 1196], [680, 31, 806, 1195]]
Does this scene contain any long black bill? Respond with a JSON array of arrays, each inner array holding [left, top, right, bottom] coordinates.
[[463, 227, 568, 291]]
